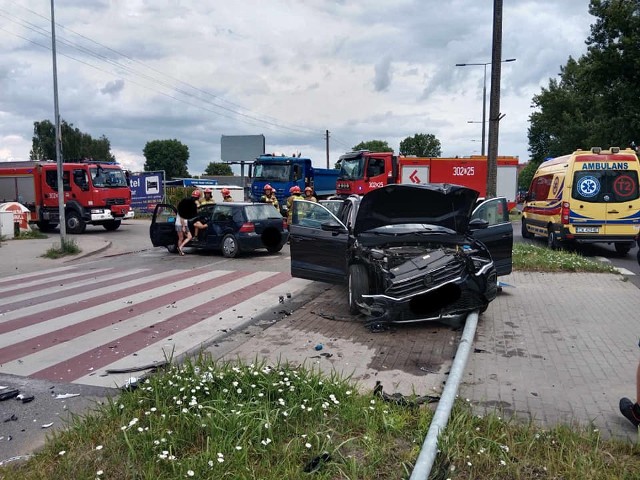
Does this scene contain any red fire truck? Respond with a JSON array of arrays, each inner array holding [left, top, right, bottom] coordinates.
[[0, 160, 132, 234], [335, 151, 520, 210]]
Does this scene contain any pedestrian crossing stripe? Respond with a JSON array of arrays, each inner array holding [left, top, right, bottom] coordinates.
[[0, 265, 311, 388]]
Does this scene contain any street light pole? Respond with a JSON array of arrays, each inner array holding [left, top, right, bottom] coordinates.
[[456, 58, 515, 157]]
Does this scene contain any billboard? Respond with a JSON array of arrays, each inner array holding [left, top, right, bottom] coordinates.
[[221, 134, 265, 162], [130, 171, 165, 213]]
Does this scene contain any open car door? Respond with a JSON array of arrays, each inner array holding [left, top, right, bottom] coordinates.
[[150, 203, 178, 248], [289, 200, 350, 284], [470, 197, 513, 276]]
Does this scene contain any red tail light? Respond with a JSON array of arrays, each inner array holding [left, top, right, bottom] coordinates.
[[561, 201, 570, 224], [239, 222, 255, 233], [283, 219, 288, 230]]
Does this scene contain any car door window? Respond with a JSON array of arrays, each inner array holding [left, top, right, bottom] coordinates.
[[292, 200, 345, 229], [472, 197, 509, 226]]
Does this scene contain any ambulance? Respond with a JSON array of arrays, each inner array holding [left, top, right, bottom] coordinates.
[[521, 147, 640, 254]]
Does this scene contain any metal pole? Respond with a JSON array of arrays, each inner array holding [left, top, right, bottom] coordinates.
[[326, 129, 330, 169], [50, 0, 66, 243], [409, 312, 479, 480], [481, 64, 487, 157], [486, 0, 504, 198]]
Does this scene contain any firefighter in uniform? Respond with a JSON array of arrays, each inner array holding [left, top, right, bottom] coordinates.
[[260, 184, 280, 211], [286, 185, 303, 225], [303, 186, 317, 202], [198, 187, 215, 207], [221, 187, 233, 202]]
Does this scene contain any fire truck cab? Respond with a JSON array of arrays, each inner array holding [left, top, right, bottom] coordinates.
[[0, 160, 132, 234]]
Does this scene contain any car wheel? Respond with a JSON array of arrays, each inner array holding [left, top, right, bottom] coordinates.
[[521, 217, 533, 239], [222, 234, 239, 258], [66, 211, 86, 234], [614, 242, 632, 256], [267, 245, 283, 253], [102, 220, 121, 231], [348, 264, 369, 315], [166, 243, 178, 254], [547, 225, 559, 250]]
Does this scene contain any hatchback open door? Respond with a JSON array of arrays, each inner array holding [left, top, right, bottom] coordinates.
[[150, 203, 178, 249]]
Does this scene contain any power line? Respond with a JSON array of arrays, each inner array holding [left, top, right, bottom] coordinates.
[[1, 6, 322, 137]]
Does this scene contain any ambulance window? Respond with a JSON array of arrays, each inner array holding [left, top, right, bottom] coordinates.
[[531, 174, 553, 200], [572, 170, 639, 202]]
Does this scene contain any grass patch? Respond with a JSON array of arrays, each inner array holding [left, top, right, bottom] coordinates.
[[2, 357, 639, 479], [41, 238, 81, 259], [14, 230, 48, 240], [513, 243, 618, 273]]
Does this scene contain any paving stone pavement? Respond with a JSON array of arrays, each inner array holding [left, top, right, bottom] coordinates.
[[212, 271, 640, 442]]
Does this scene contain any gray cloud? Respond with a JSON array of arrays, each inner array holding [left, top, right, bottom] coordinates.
[[100, 79, 125, 96], [373, 56, 392, 92]]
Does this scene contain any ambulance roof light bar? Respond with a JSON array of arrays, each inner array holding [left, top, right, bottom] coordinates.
[[591, 147, 602, 154]]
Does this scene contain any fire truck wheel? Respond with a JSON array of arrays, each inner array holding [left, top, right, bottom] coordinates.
[[36, 221, 58, 233], [66, 211, 86, 234], [103, 220, 121, 231]]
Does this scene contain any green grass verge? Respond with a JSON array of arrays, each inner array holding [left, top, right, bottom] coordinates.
[[512, 243, 618, 273], [41, 239, 81, 259], [13, 230, 49, 240], [2, 357, 638, 479]]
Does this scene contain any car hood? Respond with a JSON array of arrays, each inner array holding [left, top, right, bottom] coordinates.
[[354, 183, 479, 235]]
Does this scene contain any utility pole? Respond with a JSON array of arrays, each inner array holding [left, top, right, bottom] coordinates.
[[50, 0, 66, 243], [325, 130, 330, 168], [486, 0, 504, 198]]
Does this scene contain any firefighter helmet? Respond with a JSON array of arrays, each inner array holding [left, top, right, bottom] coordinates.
[[191, 189, 201, 198], [304, 186, 312, 192], [221, 188, 231, 195], [264, 184, 273, 191], [203, 187, 213, 194], [292, 185, 301, 193]]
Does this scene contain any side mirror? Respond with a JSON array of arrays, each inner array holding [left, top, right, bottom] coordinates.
[[468, 218, 489, 231], [320, 221, 347, 234]]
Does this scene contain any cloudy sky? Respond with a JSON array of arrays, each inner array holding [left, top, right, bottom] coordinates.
[[1, 0, 594, 175]]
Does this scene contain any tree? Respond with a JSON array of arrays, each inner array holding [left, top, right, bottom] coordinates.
[[143, 139, 190, 179], [399, 133, 441, 157], [30, 119, 115, 162], [352, 140, 393, 153], [204, 162, 233, 176], [527, 0, 640, 168]]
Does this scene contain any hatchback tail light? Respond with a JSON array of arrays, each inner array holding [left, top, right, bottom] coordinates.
[[239, 222, 255, 233], [561, 201, 570, 224]]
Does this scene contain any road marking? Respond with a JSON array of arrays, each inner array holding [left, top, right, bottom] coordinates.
[[0, 264, 309, 388]]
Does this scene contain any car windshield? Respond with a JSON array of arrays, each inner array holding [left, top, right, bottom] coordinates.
[[90, 167, 128, 188], [339, 156, 364, 180], [253, 163, 291, 182], [319, 200, 344, 217], [245, 204, 283, 221]]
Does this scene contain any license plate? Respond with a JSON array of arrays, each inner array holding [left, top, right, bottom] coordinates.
[[576, 226, 599, 233]]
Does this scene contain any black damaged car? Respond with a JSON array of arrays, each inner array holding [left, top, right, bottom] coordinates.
[[150, 202, 288, 258], [289, 184, 513, 325]]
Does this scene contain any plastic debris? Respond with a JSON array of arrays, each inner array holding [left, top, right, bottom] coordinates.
[[314, 343, 323, 351], [55, 393, 80, 399], [122, 377, 139, 391], [0, 389, 19, 401], [41, 423, 54, 429]]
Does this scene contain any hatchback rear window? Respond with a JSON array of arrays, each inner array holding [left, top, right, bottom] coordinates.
[[245, 205, 282, 221], [572, 170, 639, 202]]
